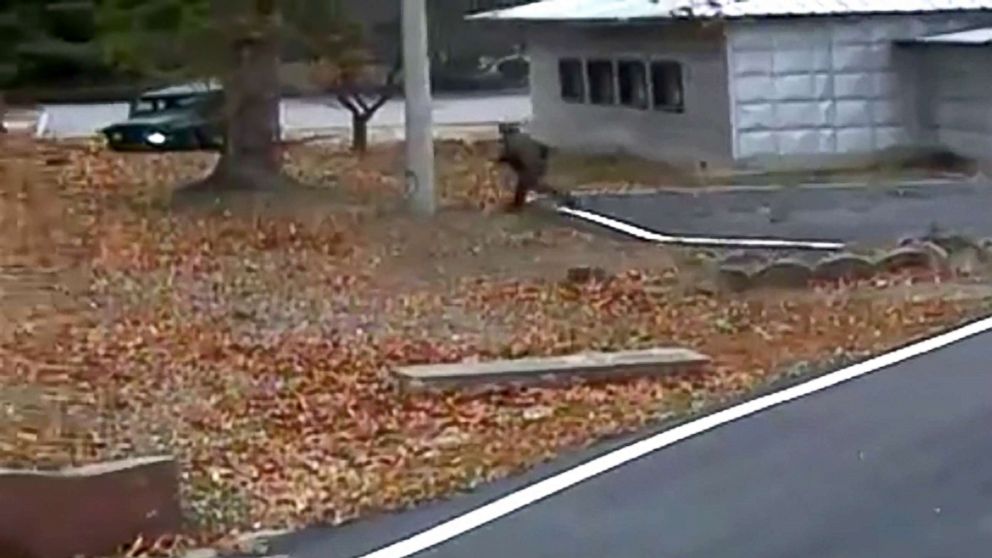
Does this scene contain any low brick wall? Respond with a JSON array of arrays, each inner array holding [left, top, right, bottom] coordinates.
[[0, 456, 181, 558]]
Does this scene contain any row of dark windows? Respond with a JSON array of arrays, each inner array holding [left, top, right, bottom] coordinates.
[[558, 58, 685, 113]]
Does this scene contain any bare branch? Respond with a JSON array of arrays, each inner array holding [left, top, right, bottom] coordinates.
[[354, 94, 371, 113], [368, 91, 392, 114], [336, 93, 360, 115]]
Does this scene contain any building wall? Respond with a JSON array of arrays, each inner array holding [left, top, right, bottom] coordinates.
[[526, 23, 734, 165], [726, 13, 992, 165], [918, 46, 992, 163]]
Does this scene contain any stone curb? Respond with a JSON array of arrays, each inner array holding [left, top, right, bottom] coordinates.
[[812, 252, 877, 282], [394, 348, 710, 391], [751, 258, 813, 289], [712, 232, 992, 293], [0, 456, 180, 558]]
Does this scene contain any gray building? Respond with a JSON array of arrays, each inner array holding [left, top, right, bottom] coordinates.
[[474, 0, 992, 169]]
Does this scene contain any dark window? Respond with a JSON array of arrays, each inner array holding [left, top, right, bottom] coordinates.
[[618, 60, 648, 109], [131, 98, 164, 115], [558, 58, 585, 102], [651, 61, 684, 112], [586, 60, 616, 105]]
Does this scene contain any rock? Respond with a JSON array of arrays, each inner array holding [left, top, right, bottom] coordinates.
[[712, 251, 768, 292], [566, 265, 608, 284], [915, 241, 951, 274], [812, 252, 877, 282], [927, 233, 980, 255], [715, 265, 751, 292], [684, 249, 717, 267], [718, 250, 768, 270], [750, 259, 813, 289], [898, 235, 919, 247], [876, 245, 942, 273], [947, 245, 988, 276]]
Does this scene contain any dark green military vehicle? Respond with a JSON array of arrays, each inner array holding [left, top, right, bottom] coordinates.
[[101, 81, 225, 151]]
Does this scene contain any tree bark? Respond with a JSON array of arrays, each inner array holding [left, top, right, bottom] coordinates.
[[352, 112, 368, 153], [193, 0, 282, 192]]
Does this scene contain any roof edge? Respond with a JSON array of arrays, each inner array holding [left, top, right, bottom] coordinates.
[[468, 1, 992, 23]]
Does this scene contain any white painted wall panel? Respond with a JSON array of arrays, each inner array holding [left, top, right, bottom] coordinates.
[[734, 51, 774, 75], [876, 126, 909, 149], [834, 74, 874, 98], [837, 128, 874, 152], [835, 100, 870, 127], [527, 24, 734, 164], [738, 131, 777, 155], [727, 13, 992, 161], [738, 103, 775, 129]]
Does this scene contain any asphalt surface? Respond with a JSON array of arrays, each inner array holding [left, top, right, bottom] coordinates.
[[266, 328, 992, 558], [38, 93, 530, 139], [577, 180, 992, 246]]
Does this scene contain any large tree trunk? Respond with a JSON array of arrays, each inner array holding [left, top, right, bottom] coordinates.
[[192, 0, 282, 192]]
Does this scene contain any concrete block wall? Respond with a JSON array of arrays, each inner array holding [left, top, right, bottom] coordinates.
[[527, 24, 735, 166], [727, 14, 992, 163]]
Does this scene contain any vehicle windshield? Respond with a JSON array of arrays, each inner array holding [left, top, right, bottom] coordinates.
[[129, 93, 213, 116]]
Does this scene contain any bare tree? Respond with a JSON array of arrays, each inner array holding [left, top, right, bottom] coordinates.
[[310, 55, 400, 153]]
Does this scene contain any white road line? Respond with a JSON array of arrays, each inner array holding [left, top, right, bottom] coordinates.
[[358, 315, 992, 558], [558, 206, 845, 251]]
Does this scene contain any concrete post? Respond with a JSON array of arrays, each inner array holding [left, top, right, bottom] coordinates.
[[402, 0, 437, 216]]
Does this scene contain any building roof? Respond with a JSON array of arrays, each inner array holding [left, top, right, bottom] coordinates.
[[906, 25, 992, 43], [470, 0, 992, 21]]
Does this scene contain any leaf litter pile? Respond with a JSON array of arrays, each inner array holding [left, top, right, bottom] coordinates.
[[1, 136, 988, 544]]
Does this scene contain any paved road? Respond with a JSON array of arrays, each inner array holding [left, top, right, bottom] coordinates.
[[265, 327, 992, 558], [38, 94, 531, 139], [578, 180, 992, 246]]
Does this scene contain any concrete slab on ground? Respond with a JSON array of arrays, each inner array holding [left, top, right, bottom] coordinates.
[[395, 348, 709, 390]]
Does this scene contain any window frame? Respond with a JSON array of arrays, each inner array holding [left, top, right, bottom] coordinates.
[[558, 57, 586, 103], [586, 58, 617, 106], [649, 59, 685, 113], [617, 58, 649, 110]]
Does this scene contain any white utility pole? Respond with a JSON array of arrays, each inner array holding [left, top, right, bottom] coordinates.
[[402, 0, 436, 216]]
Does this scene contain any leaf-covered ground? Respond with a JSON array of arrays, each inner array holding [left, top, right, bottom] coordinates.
[[1, 136, 989, 549]]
